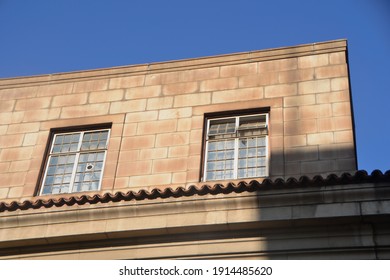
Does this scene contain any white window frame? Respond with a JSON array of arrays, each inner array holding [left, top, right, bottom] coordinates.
[[203, 113, 269, 181], [39, 128, 110, 195]]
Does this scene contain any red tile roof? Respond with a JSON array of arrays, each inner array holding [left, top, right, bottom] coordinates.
[[1, 170, 389, 212]]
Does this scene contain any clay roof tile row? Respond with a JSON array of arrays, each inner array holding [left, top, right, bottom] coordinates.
[[1, 170, 389, 212]]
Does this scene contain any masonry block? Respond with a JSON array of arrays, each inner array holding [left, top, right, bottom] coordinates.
[[332, 102, 351, 116], [7, 122, 40, 135], [0, 100, 15, 112], [153, 158, 188, 173], [213, 88, 263, 103], [61, 103, 110, 118], [265, 84, 296, 98], [284, 119, 317, 135], [0, 134, 24, 148], [316, 90, 350, 104], [72, 79, 109, 93], [163, 82, 198, 96], [158, 107, 192, 120], [126, 85, 161, 99], [329, 52, 346, 65], [137, 119, 177, 135], [125, 111, 158, 123], [259, 58, 297, 73], [174, 92, 211, 107], [9, 160, 30, 172], [298, 54, 329, 68], [23, 108, 61, 122], [177, 118, 192, 131], [37, 83, 74, 97], [284, 94, 315, 107], [168, 145, 189, 158], [299, 104, 332, 119], [121, 135, 155, 150], [89, 89, 124, 103], [109, 75, 145, 89], [200, 77, 238, 92], [307, 132, 334, 145], [284, 135, 307, 148], [334, 130, 354, 143], [278, 68, 314, 84], [156, 132, 190, 147], [129, 173, 172, 188], [298, 79, 331, 95], [15, 97, 51, 111], [117, 160, 152, 177], [220, 63, 257, 77], [52, 93, 88, 107], [315, 64, 348, 79], [239, 72, 279, 88], [109, 99, 146, 114], [331, 77, 349, 91], [140, 147, 168, 160], [146, 97, 174, 110]]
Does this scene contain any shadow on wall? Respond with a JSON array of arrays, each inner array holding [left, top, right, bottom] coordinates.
[[269, 144, 357, 180]]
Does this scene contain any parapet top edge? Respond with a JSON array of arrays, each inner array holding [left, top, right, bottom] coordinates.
[[0, 39, 347, 88]]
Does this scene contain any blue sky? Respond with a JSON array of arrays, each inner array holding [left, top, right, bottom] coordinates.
[[0, 0, 389, 173]]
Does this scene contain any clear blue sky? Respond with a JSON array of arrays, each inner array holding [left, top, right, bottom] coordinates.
[[0, 0, 389, 173]]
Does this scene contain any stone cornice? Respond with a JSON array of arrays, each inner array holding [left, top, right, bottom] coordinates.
[[0, 171, 389, 252]]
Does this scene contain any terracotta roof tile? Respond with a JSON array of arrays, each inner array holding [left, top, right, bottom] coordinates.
[[1, 170, 389, 212]]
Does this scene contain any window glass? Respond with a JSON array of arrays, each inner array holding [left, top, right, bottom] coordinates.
[[41, 129, 109, 195], [204, 113, 268, 181]]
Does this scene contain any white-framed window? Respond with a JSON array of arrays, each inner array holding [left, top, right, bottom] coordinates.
[[203, 113, 269, 181], [39, 129, 110, 195]]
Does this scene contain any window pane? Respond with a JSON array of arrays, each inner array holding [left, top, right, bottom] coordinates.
[[42, 186, 52, 195], [239, 115, 266, 129], [237, 136, 267, 179], [208, 142, 217, 151], [72, 134, 80, 142], [207, 151, 217, 161], [205, 139, 234, 181], [60, 185, 69, 193], [45, 176, 54, 185], [54, 135, 63, 144], [52, 133, 80, 153], [70, 143, 78, 152], [74, 151, 105, 192], [81, 130, 109, 151], [47, 166, 56, 175], [91, 181, 100, 191], [52, 186, 60, 194], [52, 145, 61, 153], [208, 118, 236, 139]]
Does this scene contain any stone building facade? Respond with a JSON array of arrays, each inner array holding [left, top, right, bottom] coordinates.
[[0, 40, 389, 259]]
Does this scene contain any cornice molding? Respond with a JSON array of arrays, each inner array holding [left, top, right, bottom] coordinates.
[[0, 39, 347, 89]]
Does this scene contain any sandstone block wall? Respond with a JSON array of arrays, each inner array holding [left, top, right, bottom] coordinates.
[[0, 40, 356, 202]]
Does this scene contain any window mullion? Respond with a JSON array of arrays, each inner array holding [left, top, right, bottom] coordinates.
[[233, 116, 239, 179], [69, 133, 83, 194], [68, 153, 80, 193], [234, 138, 239, 179], [77, 132, 84, 151]]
